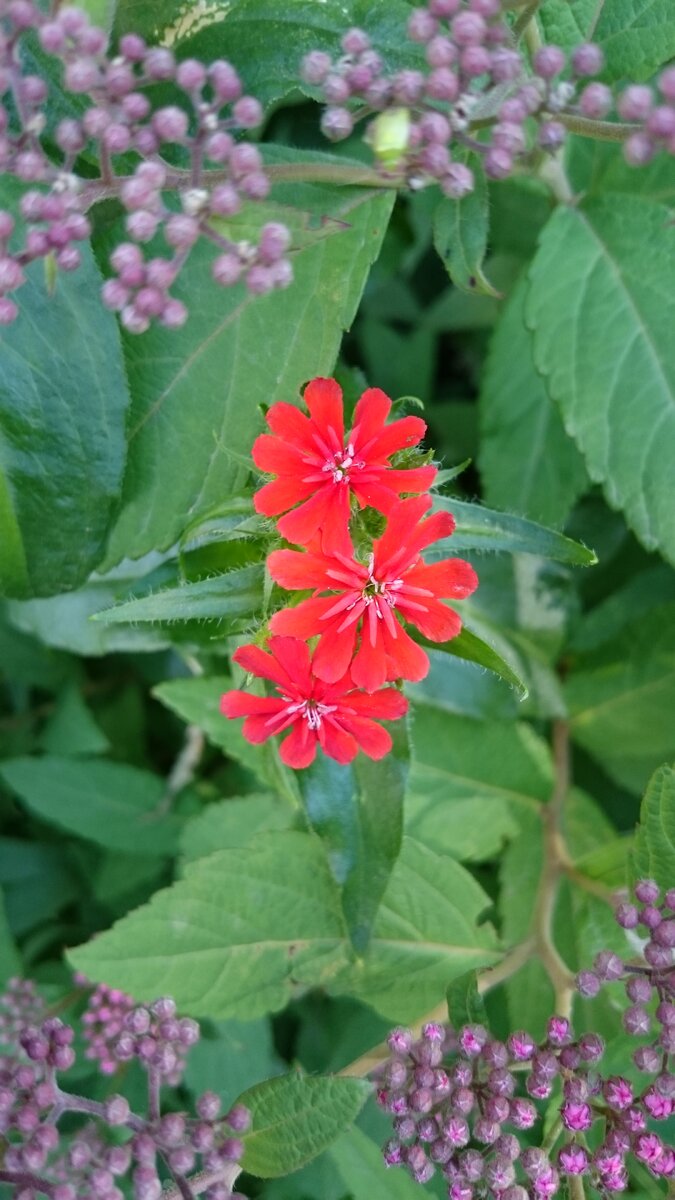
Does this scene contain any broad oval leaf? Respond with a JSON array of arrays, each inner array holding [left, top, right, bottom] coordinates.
[[239, 1073, 371, 1178], [479, 272, 588, 528], [630, 763, 675, 890], [102, 159, 394, 568], [433, 156, 499, 297], [67, 832, 350, 1018], [0, 186, 129, 599], [526, 196, 675, 566], [540, 0, 675, 82]]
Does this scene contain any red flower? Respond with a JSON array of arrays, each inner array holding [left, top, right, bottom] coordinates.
[[267, 495, 478, 692], [252, 377, 436, 554], [220, 635, 408, 769]]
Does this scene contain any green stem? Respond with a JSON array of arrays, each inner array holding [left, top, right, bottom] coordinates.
[[513, 0, 541, 42], [557, 112, 640, 143], [532, 720, 576, 1017]]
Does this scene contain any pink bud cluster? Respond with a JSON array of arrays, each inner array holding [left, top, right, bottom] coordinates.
[[0, 0, 293, 331], [301, 2, 675, 194], [0, 976, 251, 1200], [379, 878, 674, 1197]]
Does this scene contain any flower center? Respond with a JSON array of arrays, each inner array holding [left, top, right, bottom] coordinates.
[[362, 555, 403, 609], [281, 697, 336, 731], [321, 442, 365, 484]]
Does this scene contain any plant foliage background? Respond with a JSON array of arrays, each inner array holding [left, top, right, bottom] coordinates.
[[1, 0, 675, 1196]]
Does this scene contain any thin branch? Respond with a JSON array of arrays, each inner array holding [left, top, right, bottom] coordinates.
[[557, 111, 640, 143], [532, 720, 576, 1018], [338, 938, 536, 1079], [161, 1164, 241, 1199], [513, 0, 541, 41], [0, 1170, 56, 1197]]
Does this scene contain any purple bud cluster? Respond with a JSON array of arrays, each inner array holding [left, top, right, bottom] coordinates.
[[379, 879, 674, 1197], [616, 69, 675, 166], [0, 1, 292, 331], [0, 976, 251, 1200], [302, 8, 592, 193], [302, 4, 675, 194], [81, 982, 199, 1086]]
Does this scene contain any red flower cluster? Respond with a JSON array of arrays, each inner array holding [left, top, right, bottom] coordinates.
[[220, 378, 477, 768]]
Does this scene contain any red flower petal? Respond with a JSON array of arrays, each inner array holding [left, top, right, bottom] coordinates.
[[351, 477, 401, 515], [267, 636, 313, 691], [320, 720, 359, 764], [279, 720, 316, 768], [266, 400, 315, 455], [254, 476, 316, 517], [343, 687, 408, 720], [350, 387, 391, 450], [407, 598, 463, 643], [337, 713, 393, 759], [320, 487, 354, 556], [252, 433, 307, 476], [241, 713, 278, 744], [404, 558, 478, 599], [373, 495, 432, 567], [366, 414, 428, 459], [312, 620, 359, 683], [303, 377, 344, 450], [351, 625, 388, 693], [232, 643, 295, 689], [276, 487, 335, 546], [382, 621, 430, 682], [220, 691, 285, 718], [383, 465, 438, 495], [269, 596, 335, 638], [267, 548, 335, 591]]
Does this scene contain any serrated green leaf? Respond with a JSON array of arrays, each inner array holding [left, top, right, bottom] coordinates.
[[447, 969, 487, 1028], [67, 832, 351, 1017], [103, 160, 394, 567], [526, 195, 675, 566], [566, 603, 675, 793], [93, 565, 264, 625], [239, 1073, 371, 1177], [540, 0, 675, 81], [0, 885, 21, 984], [433, 157, 499, 297], [479, 273, 588, 528], [184, 1018, 283, 1110], [153, 676, 301, 804], [630, 763, 675, 890], [299, 724, 408, 955], [330, 1126, 423, 1200], [181, 794, 294, 864], [114, 0, 421, 110], [0, 756, 183, 857], [339, 837, 498, 1021], [0, 180, 129, 599], [406, 706, 550, 861], [432, 496, 596, 565]]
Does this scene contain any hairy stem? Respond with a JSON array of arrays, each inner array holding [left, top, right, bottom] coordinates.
[[532, 720, 576, 1018], [0, 1170, 55, 1196], [557, 111, 640, 142], [162, 1164, 242, 1199], [338, 938, 536, 1079]]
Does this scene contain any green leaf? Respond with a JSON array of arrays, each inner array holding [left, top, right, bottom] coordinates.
[[0, 885, 21, 984], [103, 162, 394, 567], [93, 565, 264, 625], [299, 724, 408, 955], [38, 684, 110, 757], [432, 496, 597, 566], [181, 794, 294, 864], [0, 190, 129, 598], [540, 0, 675, 81], [0, 838, 80, 937], [433, 157, 499, 297], [479, 273, 588, 528], [114, 0, 420, 110], [566, 603, 675, 793], [239, 1073, 371, 1178], [526, 196, 675, 566], [446, 969, 487, 1028], [406, 706, 550, 861], [67, 831, 350, 1018], [184, 1018, 283, 1110], [415, 625, 528, 701], [330, 1126, 423, 1200], [570, 563, 675, 653], [0, 757, 182, 857], [630, 763, 675, 890], [153, 676, 301, 803], [339, 837, 498, 1021]]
